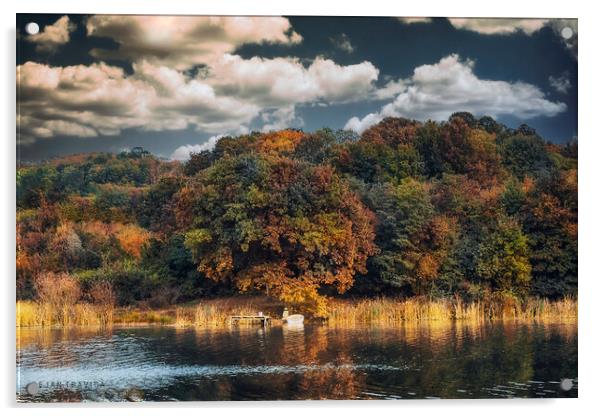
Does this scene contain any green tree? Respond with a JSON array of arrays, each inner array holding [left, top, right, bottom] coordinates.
[[476, 218, 531, 297], [136, 176, 184, 234], [358, 178, 434, 294], [502, 134, 552, 179], [184, 151, 214, 176], [17, 166, 58, 207]]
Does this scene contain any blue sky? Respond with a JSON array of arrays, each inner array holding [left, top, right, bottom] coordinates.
[[17, 15, 577, 161]]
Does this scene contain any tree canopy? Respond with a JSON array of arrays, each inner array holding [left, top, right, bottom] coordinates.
[[16, 114, 578, 314]]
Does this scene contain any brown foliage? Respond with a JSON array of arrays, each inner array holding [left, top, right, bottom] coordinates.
[[361, 117, 420, 146], [181, 155, 377, 317], [35, 272, 81, 305], [89, 281, 116, 326], [465, 129, 504, 182], [34, 272, 81, 325]]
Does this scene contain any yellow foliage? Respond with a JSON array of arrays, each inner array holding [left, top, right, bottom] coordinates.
[[278, 283, 328, 318], [257, 130, 305, 154], [77, 221, 152, 259], [115, 224, 151, 259], [416, 254, 438, 280]]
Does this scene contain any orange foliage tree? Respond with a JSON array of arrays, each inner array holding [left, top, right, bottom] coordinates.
[[178, 153, 377, 316], [115, 224, 151, 259]]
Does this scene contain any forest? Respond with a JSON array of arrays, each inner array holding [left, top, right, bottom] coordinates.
[[16, 113, 577, 320]]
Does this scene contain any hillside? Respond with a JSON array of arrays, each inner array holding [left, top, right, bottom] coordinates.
[[16, 113, 578, 317]]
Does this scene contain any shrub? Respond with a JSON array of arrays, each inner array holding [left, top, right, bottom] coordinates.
[[34, 272, 81, 325]]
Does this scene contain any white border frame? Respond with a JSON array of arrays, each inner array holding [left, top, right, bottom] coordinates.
[[3, 1, 598, 415]]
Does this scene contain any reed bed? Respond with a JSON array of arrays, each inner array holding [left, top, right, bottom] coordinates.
[[192, 297, 278, 327], [328, 298, 452, 325], [17, 296, 283, 328], [16, 300, 109, 327], [119, 297, 283, 327], [327, 297, 577, 326], [114, 308, 174, 325], [17, 296, 577, 328]]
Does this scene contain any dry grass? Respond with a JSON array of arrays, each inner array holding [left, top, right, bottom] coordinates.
[[327, 297, 577, 326], [328, 298, 454, 325], [89, 281, 116, 326], [18, 272, 116, 327], [114, 308, 175, 325], [16, 300, 103, 327], [193, 297, 273, 327], [17, 296, 577, 328], [115, 296, 283, 327], [16, 300, 42, 327], [34, 272, 81, 326]]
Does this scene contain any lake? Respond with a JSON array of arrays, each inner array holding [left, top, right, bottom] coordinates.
[[16, 322, 577, 401]]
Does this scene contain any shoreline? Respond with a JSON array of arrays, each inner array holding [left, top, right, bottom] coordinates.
[[16, 296, 577, 328]]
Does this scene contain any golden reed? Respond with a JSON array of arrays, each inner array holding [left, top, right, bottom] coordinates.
[[327, 297, 577, 326], [16, 301, 110, 327], [17, 296, 577, 328]]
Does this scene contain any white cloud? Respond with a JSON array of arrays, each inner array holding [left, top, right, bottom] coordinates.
[[307, 58, 379, 103], [17, 54, 381, 144], [16, 61, 259, 144], [398, 17, 577, 58], [448, 18, 548, 35], [345, 113, 386, 135], [261, 106, 303, 132], [447, 18, 577, 58], [26, 15, 75, 53], [372, 79, 406, 100], [345, 54, 567, 133], [18, 15, 391, 144], [132, 60, 260, 132], [400, 17, 548, 34], [86, 15, 302, 69], [549, 73, 571, 94], [330, 33, 354, 53], [170, 135, 223, 161], [209, 54, 379, 106]]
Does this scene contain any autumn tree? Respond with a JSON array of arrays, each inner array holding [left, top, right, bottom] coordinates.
[[464, 129, 504, 182], [333, 139, 423, 183], [115, 224, 151, 259], [361, 117, 420, 147], [177, 153, 376, 316], [15, 117, 578, 306], [17, 166, 58, 208], [293, 129, 337, 164], [520, 171, 577, 298], [34, 272, 82, 325]]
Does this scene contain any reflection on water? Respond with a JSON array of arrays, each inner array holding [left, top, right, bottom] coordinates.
[[16, 321, 577, 402]]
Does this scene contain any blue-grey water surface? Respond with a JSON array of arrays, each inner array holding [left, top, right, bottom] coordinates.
[[16, 322, 577, 401]]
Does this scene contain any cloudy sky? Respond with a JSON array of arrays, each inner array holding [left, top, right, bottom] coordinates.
[[17, 14, 577, 161]]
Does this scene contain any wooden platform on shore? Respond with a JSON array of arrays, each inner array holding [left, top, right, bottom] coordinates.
[[229, 315, 271, 327]]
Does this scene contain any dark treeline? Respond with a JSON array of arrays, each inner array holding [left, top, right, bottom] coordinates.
[[17, 113, 577, 316]]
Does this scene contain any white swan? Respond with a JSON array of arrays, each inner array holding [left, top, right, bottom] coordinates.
[[283, 314, 304, 324]]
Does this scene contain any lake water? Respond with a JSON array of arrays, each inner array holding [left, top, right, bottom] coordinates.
[[16, 322, 577, 402]]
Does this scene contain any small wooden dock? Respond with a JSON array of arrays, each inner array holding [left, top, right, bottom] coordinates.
[[229, 315, 271, 328]]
